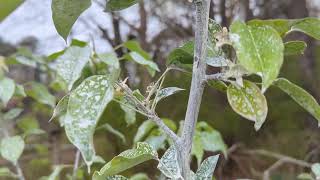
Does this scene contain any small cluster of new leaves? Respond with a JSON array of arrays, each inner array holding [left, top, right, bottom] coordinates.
[[168, 18, 320, 131]]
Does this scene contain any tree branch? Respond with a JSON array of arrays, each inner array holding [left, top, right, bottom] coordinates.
[[179, 0, 211, 178], [205, 73, 225, 81], [115, 82, 180, 143]]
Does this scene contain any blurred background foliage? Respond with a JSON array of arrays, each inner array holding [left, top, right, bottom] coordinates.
[[0, 0, 320, 179]]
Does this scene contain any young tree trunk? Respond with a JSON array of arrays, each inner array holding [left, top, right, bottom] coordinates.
[[178, 0, 211, 179]]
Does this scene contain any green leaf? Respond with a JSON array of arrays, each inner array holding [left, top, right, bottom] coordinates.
[[0, 136, 25, 165], [17, 116, 45, 138], [71, 39, 88, 47], [193, 122, 227, 164], [134, 120, 157, 143], [195, 155, 219, 180], [23, 129, 46, 138], [0, 167, 17, 178], [155, 87, 184, 104], [93, 142, 158, 180], [98, 52, 120, 69], [312, 163, 320, 178], [227, 80, 268, 131], [49, 95, 69, 122], [157, 146, 182, 179], [105, 175, 128, 180], [53, 46, 91, 90], [297, 173, 314, 180], [129, 173, 149, 180], [291, 18, 320, 40], [40, 165, 71, 180], [123, 41, 150, 60], [25, 81, 56, 107], [145, 134, 166, 151], [0, 0, 23, 21], [207, 80, 228, 93], [106, 0, 140, 11], [119, 96, 136, 125], [230, 21, 284, 92], [51, 0, 91, 40], [192, 132, 204, 166], [3, 108, 23, 120], [167, 41, 194, 65], [125, 52, 159, 73], [248, 19, 294, 37], [0, 77, 15, 106], [248, 18, 320, 40], [284, 41, 307, 56], [0, 108, 23, 127], [206, 56, 228, 67], [14, 84, 26, 97], [273, 78, 320, 124], [97, 123, 126, 144], [65, 75, 113, 169], [17, 116, 39, 132], [133, 90, 145, 101]]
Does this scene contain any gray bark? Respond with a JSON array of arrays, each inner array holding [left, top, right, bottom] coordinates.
[[178, 0, 211, 179]]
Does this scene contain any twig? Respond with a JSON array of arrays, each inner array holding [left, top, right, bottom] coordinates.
[[246, 149, 312, 168], [205, 73, 225, 81], [15, 163, 25, 180], [115, 82, 180, 143], [72, 150, 81, 180], [263, 159, 286, 180], [243, 149, 312, 180]]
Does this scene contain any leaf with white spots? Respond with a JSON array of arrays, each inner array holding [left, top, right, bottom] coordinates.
[[206, 56, 228, 67], [227, 80, 268, 131], [64, 75, 114, 169], [274, 78, 320, 125], [230, 21, 284, 92], [93, 142, 158, 180], [105, 175, 128, 180], [195, 155, 219, 180], [0, 77, 15, 106], [53, 46, 91, 90], [157, 145, 182, 179], [0, 136, 25, 165], [155, 87, 184, 104], [297, 173, 314, 180], [312, 163, 320, 178]]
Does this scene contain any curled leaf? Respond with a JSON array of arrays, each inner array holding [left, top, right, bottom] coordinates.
[[227, 80, 268, 131]]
